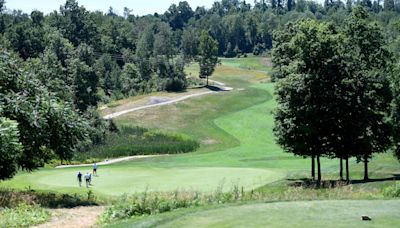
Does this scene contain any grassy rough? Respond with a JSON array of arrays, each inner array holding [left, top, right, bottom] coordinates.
[[122, 200, 400, 228], [74, 126, 199, 162], [100, 182, 399, 226], [0, 204, 50, 228], [0, 188, 98, 208]]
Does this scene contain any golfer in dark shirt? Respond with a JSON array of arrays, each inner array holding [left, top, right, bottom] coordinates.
[[77, 172, 82, 187]]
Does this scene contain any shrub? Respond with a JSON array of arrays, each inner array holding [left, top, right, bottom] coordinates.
[[383, 182, 400, 197], [99, 185, 249, 224], [0, 203, 50, 227], [0, 188, 99, 208]]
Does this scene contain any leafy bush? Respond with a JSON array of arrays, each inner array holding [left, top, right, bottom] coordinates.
[[0, 204, 50, 227], [74, 126, 199, 161], [187, 76, 206, 88], [0, 117, 23, 180], [383, 182, 400, 197]]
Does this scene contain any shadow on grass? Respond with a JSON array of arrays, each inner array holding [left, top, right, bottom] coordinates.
[[205, 85, 226, 91], [287, 178, 348, 189], [350, 174, 400, 184], [287, 174, 400, 189]]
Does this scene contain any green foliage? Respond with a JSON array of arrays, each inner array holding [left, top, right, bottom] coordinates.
[[0, 188, 99, 208], [383, 182, 400, 197], [0, 203, 49, 228], [120, 63, 144, 96], [5, 11, 45, 60], [0, 50, 90, 176], [274, 19, 344, 181], [391, 64, 400, 161], [343, 6, 393, 180], [99, 187, 247, 224], [273, 8, 394, 182], [155, 56, 188, 92], [384, 0, 395, 11], [199, 31, 219, 84], [72, 59, 99, 111], [50, 0, 100, 48], [181, 27, 199, 61], [165, 1, 194, 30], [3, 0, 400, 109], [0, 117, 22, 180], [73, 126, 199, 162]]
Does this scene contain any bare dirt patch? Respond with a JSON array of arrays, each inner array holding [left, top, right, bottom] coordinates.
[[33, 206, 105, 228], [148, 96, 171, 105]]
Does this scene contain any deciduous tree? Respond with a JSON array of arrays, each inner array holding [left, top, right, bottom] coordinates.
[[198, 31, 219, 86]]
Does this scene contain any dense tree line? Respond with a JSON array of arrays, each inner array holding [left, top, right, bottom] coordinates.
[[273, 6, 399, 182], [2, 0, 400, 102]]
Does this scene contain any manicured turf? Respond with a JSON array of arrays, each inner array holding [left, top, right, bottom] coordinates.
[[111, 200, 400, 228], [0, 166, 283, 195], [219, 56, 273, 73], [171, 200, 400, 228]]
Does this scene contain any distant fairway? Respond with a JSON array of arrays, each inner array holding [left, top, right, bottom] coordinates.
[[111, 200, 400, 228]]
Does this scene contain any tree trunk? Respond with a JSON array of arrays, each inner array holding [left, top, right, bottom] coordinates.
[[311, 155, 315, 181], [345, 157, 349, 182], [317, 155, 321, 183], [340, 158, 343, 181], [206, 75, 209, 86], [364, 154, 369, 181]]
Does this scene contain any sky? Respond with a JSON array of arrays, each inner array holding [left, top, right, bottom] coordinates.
[[5, 0, 218, 16]]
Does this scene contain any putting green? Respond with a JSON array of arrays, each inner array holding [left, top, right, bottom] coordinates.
[[116, 200, 400, 228], [1, 167, 284, 195]]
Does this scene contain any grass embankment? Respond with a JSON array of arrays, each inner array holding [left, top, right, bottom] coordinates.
[[74, 126, 199, 162], [0, 188, 99, 227], [110, 200, 400, 228], [100, 180, 400, 226]]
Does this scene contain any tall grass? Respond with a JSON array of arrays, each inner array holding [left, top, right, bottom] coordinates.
[[0, 204, 50, 228], [99, 181, 392, 225], [0, 188, 98, 208], [74, 126, 199, 162]]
